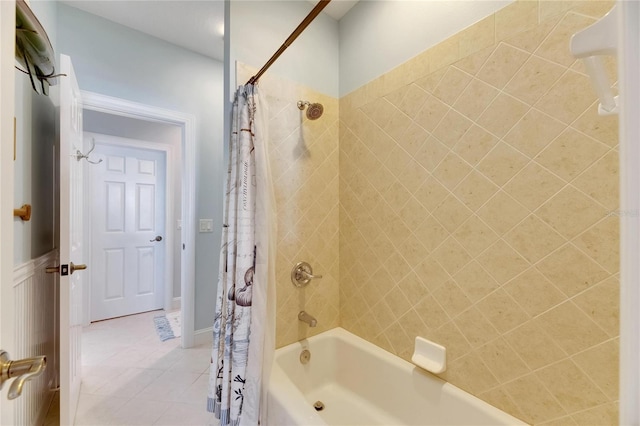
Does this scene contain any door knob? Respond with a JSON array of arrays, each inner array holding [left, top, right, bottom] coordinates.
[[46, 263, 87, 275], [0, 350, 46, 400], [70, 262, 87, 274], [150, 235, 163, 242]]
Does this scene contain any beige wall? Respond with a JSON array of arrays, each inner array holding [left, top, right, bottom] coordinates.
[[339, 1, 618, 425], [238, 64, 341, 348]]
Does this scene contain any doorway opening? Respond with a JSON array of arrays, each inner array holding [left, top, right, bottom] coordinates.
[[81, 91, 197, 349]]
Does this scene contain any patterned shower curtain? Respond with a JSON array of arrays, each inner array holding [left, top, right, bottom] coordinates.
[[208, 84, 276, 426]]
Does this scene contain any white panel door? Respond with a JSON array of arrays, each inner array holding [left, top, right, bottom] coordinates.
[[59, 54, 85, 426], [91, 143, 166, 321]]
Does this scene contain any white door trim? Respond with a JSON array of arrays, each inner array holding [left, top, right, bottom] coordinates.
[[84, 132, 176, 321], [619, 1, 640, 424], [82, 91, 196, 348], [0, 0, 16, 421]]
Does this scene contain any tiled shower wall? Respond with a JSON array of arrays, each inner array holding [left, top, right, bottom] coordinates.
[[339, 1, 619, 425], [237, 64, 341, 348]]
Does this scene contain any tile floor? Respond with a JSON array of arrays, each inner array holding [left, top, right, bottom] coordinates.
[[47, 310, 215, 425]]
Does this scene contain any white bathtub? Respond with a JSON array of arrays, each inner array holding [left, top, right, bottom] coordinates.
[[267, 328, 527, 426]]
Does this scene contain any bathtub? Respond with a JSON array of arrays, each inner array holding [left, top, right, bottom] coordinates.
[[267, 328, 527, 425]]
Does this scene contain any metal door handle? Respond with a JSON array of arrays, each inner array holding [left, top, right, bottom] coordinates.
[[150, 235, 163, 242], [0, 350, 46, 400], [70, 262, 87, 274], [46, 263, 87, 275]]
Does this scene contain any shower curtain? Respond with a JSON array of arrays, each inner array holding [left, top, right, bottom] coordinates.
[[208, 84, 276, 426]]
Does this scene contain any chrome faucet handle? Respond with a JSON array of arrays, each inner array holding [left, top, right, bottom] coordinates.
[[0, 350, 47, 400], [291, 261, 322, 288]]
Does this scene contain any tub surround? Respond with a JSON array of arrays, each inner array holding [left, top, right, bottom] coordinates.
[[339, 1, 618, 424], [237, 63, 341, 348]]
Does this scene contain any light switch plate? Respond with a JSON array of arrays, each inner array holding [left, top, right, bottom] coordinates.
[[199, 219, 213, 233], [177, 220, 182, 230]]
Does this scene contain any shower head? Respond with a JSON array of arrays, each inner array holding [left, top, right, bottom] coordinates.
[[297, 100, 324, 120]]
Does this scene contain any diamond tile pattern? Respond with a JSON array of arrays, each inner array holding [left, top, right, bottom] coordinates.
[[338, 3, 618, 425]]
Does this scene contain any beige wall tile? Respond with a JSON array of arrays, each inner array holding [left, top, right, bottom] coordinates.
[[454, 307, 500, 348], [535, 70, 598, 125], [535, 128, 609, 182], [413, 94, 450, 132], [477, 191, 529, 235], [432, 152, 473, 190], [453, 215, 500, 258], [504, 55, 566, 105], [476, 142, 529, 186], [572, 150, 619, 211], [478, 93, 530, 138], [504, 16, 561, 53], [415, 295, 450, 329], [572, 339, 619, 400], [534, 301, 609, 355], [429, 34, 461, 73], [432, 194, 473, 233], [572, 275, 619, 337], [504, 267, 566, 316], [570, 401, 618, 425], [432, 67, 473, 105], [504, 215, 566, 263], [478, 239, 530, 284], [536, 359, 608, 413], [459, 14, 496, 58], [504, 108, 566, 158], [503, 162, 565, 211], [536, 243, 609, 297], [534, 13, 596, 67], [429, 320, 471, 361], [505, 320, 567, 370], [452, 171, 499, 212], [441, 352, 498, 394], [432, 281, 473, 319], [476, 337, 530, 383], [502, 374, 568, 424], [572, 216, 619, 273], [476, 288, 530, 333], [572, 102, 619, 147], [454, 261, 500, 303], [495, 0, 539, 41], [338, 3, 618, 423], [453, 125, 499, 165], [432, 110, 473, 148], [477, 43, 530, 89], [535, 185, 607, 239], [453, 78, 500, 120]]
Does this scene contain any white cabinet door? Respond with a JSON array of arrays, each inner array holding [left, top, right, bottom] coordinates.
[[91, 142, 166, 321], [59, 54, 85, 426]]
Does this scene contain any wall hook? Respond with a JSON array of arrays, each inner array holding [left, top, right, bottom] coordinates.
[[73, 138, 102, 164]]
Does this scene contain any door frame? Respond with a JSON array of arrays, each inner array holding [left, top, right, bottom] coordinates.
[[84, 133, 176, 322], [0, 0, 16, 422], [81, 91, 196, 348]]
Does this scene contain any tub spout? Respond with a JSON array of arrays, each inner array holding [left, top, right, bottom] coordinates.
[[298, 311, 317, 327]]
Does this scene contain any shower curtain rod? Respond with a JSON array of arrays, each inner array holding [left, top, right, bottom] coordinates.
[[246, 0, 331, 85]]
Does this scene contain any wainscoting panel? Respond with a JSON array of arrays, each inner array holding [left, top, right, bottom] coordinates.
[[12, 250, 58, 425]]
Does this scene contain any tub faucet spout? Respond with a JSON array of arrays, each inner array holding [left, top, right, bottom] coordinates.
[[298, 311, 317, 327]]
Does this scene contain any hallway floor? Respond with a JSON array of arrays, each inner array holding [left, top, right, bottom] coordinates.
[[53, 310, 215, 425]]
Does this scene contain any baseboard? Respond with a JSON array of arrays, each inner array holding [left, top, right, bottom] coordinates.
[[171, 296, 181, 311], [194, 327, 213, 346]]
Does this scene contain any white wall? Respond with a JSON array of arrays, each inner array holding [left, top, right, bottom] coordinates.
[[58, 4, 224, 330], [338, 0, 513, 96], [229, 0, 339, 97]]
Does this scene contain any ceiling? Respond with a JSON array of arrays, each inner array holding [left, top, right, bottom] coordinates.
[[60, 1, 359, 63]]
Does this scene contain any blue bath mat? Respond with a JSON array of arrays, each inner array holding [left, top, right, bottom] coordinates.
[[153, 315, 175, 341]]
